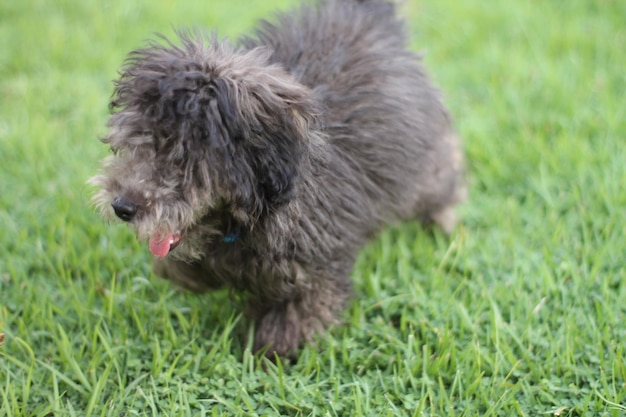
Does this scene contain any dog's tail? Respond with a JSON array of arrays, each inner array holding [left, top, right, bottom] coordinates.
[[349, 0, 397, 6], [346, 0, 399, 20], [349, 0, 396, 7]]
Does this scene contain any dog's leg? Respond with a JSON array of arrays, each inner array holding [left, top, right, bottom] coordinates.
[[153, 257, 223, 292], [423, 185, 466, 234], [251, 274, 352, 358], [419, 131, 467, 233]]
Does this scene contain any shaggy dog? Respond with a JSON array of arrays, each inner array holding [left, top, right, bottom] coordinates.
[[90, 0, 465, 358]]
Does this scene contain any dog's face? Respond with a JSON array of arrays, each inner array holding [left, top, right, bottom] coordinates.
[[90, 32, 319, 259]]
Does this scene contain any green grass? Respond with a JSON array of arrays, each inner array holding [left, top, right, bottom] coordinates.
[[1, 0, 625, 415]]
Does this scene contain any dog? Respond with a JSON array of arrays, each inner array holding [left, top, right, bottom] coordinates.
[[90, 0, 465, 358]]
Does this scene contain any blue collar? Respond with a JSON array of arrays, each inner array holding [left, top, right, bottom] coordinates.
[[222, 231, 240, 243]]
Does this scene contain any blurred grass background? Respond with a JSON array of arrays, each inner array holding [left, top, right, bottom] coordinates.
[[1, 0, 625, 415]]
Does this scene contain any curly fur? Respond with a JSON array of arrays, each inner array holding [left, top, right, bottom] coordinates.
[[90, 0, 466, 358]]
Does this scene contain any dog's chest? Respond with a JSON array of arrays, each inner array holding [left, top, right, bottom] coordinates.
[[204, 242, 299, 299]]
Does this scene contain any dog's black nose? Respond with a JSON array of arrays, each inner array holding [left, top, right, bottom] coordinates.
[[111, 198, 138, 222]]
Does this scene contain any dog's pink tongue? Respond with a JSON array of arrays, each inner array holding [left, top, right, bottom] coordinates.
[[149, 233, 173, 258]]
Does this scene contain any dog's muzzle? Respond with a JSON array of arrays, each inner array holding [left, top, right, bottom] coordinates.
[[111, 197, 138, 222]]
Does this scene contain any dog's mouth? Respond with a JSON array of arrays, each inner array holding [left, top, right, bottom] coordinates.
[[149, 232, 182, 257]]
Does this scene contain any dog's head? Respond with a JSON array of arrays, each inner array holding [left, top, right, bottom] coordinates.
[[90, 31, 320, 259]]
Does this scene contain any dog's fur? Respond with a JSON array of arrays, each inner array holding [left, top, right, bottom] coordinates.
[[90, 0, 465, 357]]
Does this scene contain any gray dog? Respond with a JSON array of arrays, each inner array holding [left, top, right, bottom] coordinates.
[[90, 0, 465, 358]]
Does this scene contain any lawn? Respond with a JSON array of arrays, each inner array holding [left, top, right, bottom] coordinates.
[[1, 0, 625, 415]]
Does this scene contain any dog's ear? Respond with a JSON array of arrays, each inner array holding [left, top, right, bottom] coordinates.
[[235, 63, 321, 216]]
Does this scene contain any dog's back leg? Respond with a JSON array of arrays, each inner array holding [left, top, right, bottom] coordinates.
[[417, 130, 466, 233]]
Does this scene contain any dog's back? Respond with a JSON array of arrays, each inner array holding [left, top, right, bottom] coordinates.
[[244, 0, 464, 229], [244, 0, 406, 89]]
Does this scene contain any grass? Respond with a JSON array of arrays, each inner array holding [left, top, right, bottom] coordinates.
[[1, 0, 625, 415]]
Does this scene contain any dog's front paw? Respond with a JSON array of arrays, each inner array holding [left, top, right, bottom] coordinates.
[[253, 302, 304, 359]]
